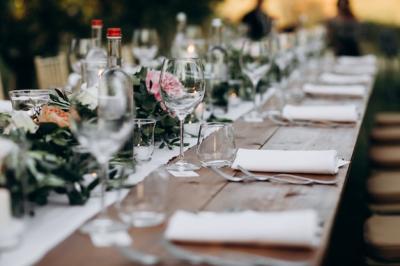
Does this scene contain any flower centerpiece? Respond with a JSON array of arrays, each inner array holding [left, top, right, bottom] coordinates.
[[0, 68, 182, 214]]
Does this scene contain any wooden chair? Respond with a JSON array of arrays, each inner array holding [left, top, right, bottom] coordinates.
[[0, 72, 4, 100], [34, 53, 69, 89]]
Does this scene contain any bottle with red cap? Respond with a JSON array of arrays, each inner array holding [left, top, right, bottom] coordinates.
[[99, 27, 135, 116], [86, 19, 107, 62]]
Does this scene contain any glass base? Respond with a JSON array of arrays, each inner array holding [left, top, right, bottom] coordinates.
[[167, 160, 200, 171], [80, 216, 128, 234], [119, 211, 165, 228], [201, 160, 231, 168], [243, 111, 264, 123]]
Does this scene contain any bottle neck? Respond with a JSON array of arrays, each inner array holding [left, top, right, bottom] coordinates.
[[92, 26, 102, 48], [177, 20, 186, 34], [107, 37, 122, 67], [210, 26, 223, 47]]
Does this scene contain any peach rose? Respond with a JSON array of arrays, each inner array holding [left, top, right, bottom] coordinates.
[[38, 105, 70, 128]]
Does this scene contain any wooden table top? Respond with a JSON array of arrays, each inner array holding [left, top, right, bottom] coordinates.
[[37, 84, 372, 266]]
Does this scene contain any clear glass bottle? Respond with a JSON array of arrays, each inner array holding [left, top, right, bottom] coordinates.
[[86, 19, 107, 62], [207, 18, 229, 83], [170, 12, 187, 58], [100, 28, 135, 118]]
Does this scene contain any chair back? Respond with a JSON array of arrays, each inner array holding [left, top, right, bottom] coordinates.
[[34, 53, 68, 89], [0, 72, 4, 100]]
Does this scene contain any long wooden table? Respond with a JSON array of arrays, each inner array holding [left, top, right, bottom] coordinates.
[[37, 85, 371, 266]]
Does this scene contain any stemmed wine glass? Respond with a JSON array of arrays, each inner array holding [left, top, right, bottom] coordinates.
[[240, 38, 272, 121], [69, 38, 92, 74], [160, 58, 205, 171], [132, 28, 159, 67], [69, 69, 134, 234]]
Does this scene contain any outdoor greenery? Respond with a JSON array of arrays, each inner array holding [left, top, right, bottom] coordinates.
[[0, 0, 222, 90]]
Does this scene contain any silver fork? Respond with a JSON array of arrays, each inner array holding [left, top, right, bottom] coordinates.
[[209, 166, 311, 185], [237, 165, 339, 186]]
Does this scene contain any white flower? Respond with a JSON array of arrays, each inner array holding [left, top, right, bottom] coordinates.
[[10, 111, 38, 133], [76, 83, 98, 110], [0, 138, 18, 166]]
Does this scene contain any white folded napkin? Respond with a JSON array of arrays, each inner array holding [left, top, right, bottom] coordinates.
[[337, 55, 377, 66], [232, 149, 347, 175], [333, 65, 376, 75], [303, 83, 366, 97], [0, 100, 12, 113], [320, 73, 372, 84], [165, 210, 319, 248], [282, 105, 358, 122]]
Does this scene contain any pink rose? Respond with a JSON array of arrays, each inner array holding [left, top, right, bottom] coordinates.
[[145, 70, 183, 102]]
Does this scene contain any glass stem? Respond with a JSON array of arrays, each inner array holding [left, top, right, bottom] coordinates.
[[99, 160, 109, 217], [252, 81, 259, 112], [179, 118, 184, 161]]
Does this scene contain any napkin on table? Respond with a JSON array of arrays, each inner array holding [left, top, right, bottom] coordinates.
[[303, 83, 366, 97], [333, 65, 376, 75], [337, 55, 377, 66], [282, 105, 358, 123], [319, 73, 372, 84], [0, 100, 12, 113], [165, 210, 319, 248], [231, 149, 347, 175]]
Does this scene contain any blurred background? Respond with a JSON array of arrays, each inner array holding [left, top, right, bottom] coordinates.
[[1, 0, 400, 91]]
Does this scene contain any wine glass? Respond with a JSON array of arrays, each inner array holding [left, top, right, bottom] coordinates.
[[160, 58, 205, 171], [132, 28, 159, 67], [69, 68, 134, 234], [240, 38, 272, 121], [69, 38, 92, 74]]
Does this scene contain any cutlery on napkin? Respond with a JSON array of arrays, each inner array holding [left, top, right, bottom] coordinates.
[[165, 210, 319, 248], [303, 83, 366, 98], [282, 105, 359, 123], [319, 73, 372, 84], [231, 149, 349, 175]]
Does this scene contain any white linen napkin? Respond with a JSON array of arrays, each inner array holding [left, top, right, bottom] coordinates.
[[319, 73, 372, 84], [231, 149, 347, 175], [282, 105, 358, 122], [333, 65, 376, 75], [303, 84, 366, 98], [337, 55, 377, 66], [0, 100, 12, 113], [165, 210, 319, 248]]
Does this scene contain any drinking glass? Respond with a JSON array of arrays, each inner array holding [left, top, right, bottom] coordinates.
[[160, 58, 205, 171], [69, 70, 134, 234], [196, 122, 236, 168], [132, 28, 159, 67], [9, 90, 50, 121], [69, 38, 92, 73], [133, 118, 156, 162], [240, 38, 272, 121], [118, 167, 169, 227]]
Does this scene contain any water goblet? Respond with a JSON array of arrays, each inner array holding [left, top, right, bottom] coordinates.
[[159, 58, 205, 172]]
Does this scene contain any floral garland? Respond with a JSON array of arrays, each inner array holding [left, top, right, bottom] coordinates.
[[0, 68, 181, 215]]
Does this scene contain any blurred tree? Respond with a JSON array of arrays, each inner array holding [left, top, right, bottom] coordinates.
[[0, 0, 221, 89]]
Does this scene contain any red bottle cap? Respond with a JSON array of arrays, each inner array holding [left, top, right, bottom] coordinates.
[[107, 28, 122, 38], [91, 19, 103, 27]]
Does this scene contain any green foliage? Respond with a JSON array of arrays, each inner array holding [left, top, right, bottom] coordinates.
[[133, 68, 181, 149]]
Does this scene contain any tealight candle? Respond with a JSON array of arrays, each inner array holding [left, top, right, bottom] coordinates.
[[0, 188, 11, 227], [228, 92, 240, 107]]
